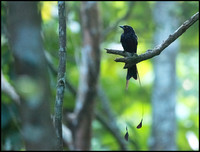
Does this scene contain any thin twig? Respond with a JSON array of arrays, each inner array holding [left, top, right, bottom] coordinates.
[[105, 12, 199, 68]]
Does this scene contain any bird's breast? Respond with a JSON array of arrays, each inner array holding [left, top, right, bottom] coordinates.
[[120, 33, 137, 53]]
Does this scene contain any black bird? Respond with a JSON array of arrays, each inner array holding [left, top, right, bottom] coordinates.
[[120, 25, 138, 89]]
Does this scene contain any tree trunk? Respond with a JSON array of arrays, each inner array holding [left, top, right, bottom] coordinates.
[[7, 2, 56, 150], [73, 2, 100, 150], [149, 2, 179, 150]]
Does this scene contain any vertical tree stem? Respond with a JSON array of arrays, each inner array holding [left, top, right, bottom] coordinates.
[[55, 1, 66, 150], [73, 2, 100, 150]]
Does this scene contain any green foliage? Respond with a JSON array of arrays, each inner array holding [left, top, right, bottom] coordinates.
[[1, 1, 198, 150]]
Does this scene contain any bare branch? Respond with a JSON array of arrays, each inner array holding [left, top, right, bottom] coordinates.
[[105, 48, 132, 57], [1, 70, 20, 105], [97, 86, 127, 150], [105, 12, 199, 68], [55, 1, 67, 150], [62, 123, 74, 150]]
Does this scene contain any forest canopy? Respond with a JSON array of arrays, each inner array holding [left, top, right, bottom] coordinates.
[[1, 1, 199, 151]]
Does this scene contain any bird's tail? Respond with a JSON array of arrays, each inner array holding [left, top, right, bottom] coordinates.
[[126, 65, 138, 89]]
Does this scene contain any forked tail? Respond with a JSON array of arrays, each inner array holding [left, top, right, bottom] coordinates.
[[126, 65, 138, 89]]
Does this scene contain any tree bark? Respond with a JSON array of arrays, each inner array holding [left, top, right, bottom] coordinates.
[[54, 1, 67, 150], [7, 2, 56, 150], [73, 2, 101, 150], [149, 2, 179, 150]]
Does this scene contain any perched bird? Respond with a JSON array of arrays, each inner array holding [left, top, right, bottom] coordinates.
[[119, 25, 138, 89]]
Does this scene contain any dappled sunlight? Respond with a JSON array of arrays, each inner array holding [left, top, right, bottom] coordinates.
[[1, 1, 198, 151]]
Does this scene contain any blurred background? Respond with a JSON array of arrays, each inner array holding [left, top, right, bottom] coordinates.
[[1, 1, 199, 150]]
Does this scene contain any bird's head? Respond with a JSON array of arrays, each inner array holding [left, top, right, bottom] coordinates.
[[119, 25, 135, 34]]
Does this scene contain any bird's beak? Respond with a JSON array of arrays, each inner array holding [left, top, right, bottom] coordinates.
[[119, 25, 124, 29]]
